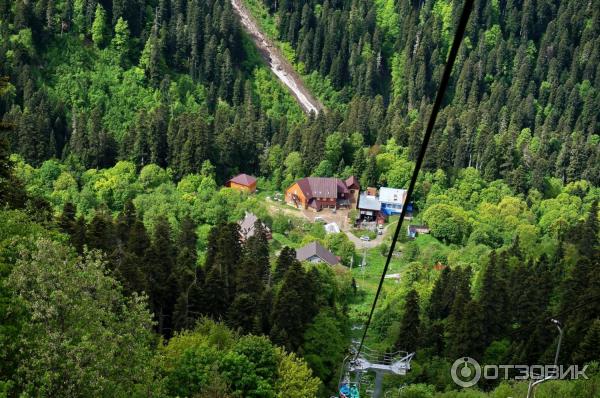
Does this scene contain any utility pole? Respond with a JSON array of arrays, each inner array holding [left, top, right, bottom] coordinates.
[[526, 319, 564, 398]]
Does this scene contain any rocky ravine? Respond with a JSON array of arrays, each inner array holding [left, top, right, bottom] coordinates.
[[230, 0, 324, 115]]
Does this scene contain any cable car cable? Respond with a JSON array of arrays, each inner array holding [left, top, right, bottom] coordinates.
[[354, 0, 475, 361]]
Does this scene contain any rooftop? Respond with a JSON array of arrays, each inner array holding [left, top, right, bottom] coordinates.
[[379, 187, 407, 204], [238, 212, 269, 239], [296, 177, 348, 199], [358, 193, 382, 211], [228, 173, 257, 186], [296, 241, 340, 265], [345, 175, 360, 189]]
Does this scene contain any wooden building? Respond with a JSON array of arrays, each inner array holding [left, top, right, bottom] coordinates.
[[285, 177, 354, 211], [226, 173, 257, 193]]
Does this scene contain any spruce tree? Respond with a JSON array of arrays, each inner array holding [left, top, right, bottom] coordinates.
[[86, 208, 115, 253], [244, 220, 270, 284], [71, 215, 87, 254], [573, 319, 600, 364], [57, 202, 77, 236], [147, 216, 177, 336], [202, 266, 229, 320], [395, 289, 421, 352], [273, 246, 296, 285], [173, 217, 203, 331], [479, 251, 509, 345]]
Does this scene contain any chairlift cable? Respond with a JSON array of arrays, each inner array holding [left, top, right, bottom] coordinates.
[[354, 0, 475, 361]]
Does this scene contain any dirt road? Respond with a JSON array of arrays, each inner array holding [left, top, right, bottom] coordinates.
[[231, 0, 324, 114], [265, 198, 390, 248]]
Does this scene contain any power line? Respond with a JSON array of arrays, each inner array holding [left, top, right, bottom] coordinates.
[[354, 0, 475, 360]]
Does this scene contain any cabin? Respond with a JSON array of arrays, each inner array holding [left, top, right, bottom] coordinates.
[[226, 173, 257, 193], [407, 224, 430, 239], [238, 212, 272, 241], [379, 187, 407, 216], [285, 177, 355, 211], [357, 193, 381, 222], [296, 241, 340, 266]]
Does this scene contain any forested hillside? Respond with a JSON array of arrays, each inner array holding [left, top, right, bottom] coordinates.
[[1, 0, 598, 188], [1, 0, 599, 397]]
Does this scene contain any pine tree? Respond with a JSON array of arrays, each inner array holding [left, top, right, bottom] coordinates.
[[111, 17, 130, 66], [273, 247, 297, 285], [147, 216, 177, 336], [395, 289, 420, 352], [445, 267, 475, 358], [270, 261, 317, 351], [573, 319, 600, 364], [58, 202, 76, 233], [479, 251, 509, 345], [71, 215, 87, 254], [428, 266, 452, 320], [87, 208, 115, 253], [244, 220, 271, 283], [203, 266, 229, 320], [173, 217, 203, 331], [91, 4, 107, 48]]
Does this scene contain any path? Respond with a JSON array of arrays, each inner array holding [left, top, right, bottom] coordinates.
[[231, 0, 324, 114], [344, 230, 384, 249], [266, 198, 395, 249]]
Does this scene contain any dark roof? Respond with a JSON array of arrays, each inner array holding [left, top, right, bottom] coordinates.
[[296, 241, 340, 265], [408, 225, 430, 233], [358, 193, 381, 211], [228, 173, 257, 186], [295, 177, 348, 199], [345, 175, 360, 189], [336, 179, 349, 195]]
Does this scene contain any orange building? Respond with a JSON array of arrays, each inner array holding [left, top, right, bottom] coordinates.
[[285, 177, 353, 211], [226, 173, 257, 193]]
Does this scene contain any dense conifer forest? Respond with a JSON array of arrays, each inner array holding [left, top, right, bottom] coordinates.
[[0, 0, 599, 397]]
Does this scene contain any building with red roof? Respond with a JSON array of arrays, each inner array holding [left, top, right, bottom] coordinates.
[[226, 173, 257, 193], [285, 176, 357, 211]]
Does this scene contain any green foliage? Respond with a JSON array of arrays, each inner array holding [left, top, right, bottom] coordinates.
[[9, 239, 157, 396], [252, 67, 304, 126], [91, 4, 108, 48], [160, 319, 320, 397], [422, 204, 471, 245], [302, 309, 347, 388]]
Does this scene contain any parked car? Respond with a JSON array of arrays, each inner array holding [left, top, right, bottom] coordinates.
[[314, 216, 326, 224], [360, 235, 371, 241], [377, 230, 383, 235]]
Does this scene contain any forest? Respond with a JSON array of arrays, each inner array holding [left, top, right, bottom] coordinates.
[[0, 0, 599, 397]]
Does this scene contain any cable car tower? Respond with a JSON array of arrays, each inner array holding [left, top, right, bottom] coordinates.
[[337, 344, 414, 398]]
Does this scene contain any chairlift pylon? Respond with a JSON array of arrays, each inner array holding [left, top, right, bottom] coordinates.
[[337, 345, 415, 398]]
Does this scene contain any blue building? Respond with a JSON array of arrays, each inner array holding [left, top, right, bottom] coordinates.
[[379, 187, 407, 216]]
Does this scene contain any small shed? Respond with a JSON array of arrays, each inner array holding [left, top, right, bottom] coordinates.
[[325, 222, 341, 234], [226, 173, 257, 193], [407, 224, 430, 239]]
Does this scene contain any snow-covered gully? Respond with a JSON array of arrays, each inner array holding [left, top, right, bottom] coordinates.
[[230, 0, 324, 115]]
